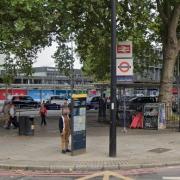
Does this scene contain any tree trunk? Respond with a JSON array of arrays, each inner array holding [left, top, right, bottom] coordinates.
[[158, 3, 180, 112], [159, 38, 179, 110]]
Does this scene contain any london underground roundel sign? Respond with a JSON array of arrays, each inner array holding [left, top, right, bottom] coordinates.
[[118, 61, 131, 73], [116, 59, 133, 76]]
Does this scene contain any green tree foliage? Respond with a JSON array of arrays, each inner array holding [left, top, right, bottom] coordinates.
[[0, 0, 57, 73], [1, 54, 16, 85], [53, 43, 74, 77]]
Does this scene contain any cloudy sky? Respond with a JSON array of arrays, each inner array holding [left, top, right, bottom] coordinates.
[[33, 42, 82, 69]]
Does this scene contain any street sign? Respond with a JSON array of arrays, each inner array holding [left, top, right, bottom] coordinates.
[[116, 41, 132, 58], [116, 59, 133, 76]]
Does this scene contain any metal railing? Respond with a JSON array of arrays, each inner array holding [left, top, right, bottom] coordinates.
[[166, 106, 180, 130]]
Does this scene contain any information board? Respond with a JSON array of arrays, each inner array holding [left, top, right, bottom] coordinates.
[[71, 94, 87, 155], [158, 103, 166, 129], [143, 103, 159, 130]]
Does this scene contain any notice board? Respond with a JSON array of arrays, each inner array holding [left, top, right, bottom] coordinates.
[[143, 103, 159, 130]]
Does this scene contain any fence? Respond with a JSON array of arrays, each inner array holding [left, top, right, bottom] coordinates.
[[166, 106, 180, 130], [99, 104, 180, 130]]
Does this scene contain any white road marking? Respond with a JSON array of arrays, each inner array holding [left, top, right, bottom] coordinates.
[[163, 177, 180, 180]]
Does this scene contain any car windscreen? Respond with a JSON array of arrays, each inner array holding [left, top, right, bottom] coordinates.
[[20, 96, 33, 101], [50, 96, 65, 100], [129, 97, 156, 103]]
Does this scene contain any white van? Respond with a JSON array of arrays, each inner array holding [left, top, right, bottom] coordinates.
[[48, 95, 67, 106]]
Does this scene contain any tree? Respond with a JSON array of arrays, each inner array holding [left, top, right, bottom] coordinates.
[[53, 42, 74, 82], [1, 54, 16, 99], [156, 1, 180, 108]]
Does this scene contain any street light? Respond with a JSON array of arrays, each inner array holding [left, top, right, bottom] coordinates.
[[109, 0, 117, 157]]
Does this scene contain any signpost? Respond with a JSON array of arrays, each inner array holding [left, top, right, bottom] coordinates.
[[116, 41, 133, 81], [116, 41, 132, 58], [71, 94, 87, 155], [116, 41, 133, 133], [116, 59, 133, 76]]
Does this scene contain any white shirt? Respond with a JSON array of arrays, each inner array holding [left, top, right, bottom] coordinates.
[[9, 106, 15, 118]]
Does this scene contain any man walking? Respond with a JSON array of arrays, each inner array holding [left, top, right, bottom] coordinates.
[[2, 101, 10, 128], [6, 102, 19, 129]]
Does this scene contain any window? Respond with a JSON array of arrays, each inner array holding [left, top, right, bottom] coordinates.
[[20, 96, 33, 101], [50, 96, 65, 100], [92, 97, 100, 102]]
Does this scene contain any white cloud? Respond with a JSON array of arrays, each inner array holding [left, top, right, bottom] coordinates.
[[33, 42, 82, 69]]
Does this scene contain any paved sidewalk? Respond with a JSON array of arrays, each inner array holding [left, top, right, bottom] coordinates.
[[0, 115, 180, 172]]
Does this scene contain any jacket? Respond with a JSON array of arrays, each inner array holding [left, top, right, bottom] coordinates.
[[59, 115, 71, 133], [59, 115, 64, 133]]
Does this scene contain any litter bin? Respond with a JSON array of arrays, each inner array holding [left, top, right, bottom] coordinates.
[[18, 116, 34, 136]]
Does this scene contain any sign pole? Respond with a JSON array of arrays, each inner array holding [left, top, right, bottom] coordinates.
[[109, 0, 117, 157]]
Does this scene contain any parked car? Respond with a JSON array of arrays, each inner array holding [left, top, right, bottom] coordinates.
[[86, 95, 111, 110], [118, 96, 157, 112], [45, 95, 69, 110], [11, 95, 40, 109], [86, 95, 100, 110]]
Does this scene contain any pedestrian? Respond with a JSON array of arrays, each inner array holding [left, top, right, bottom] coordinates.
[[6, 102, 19, 129], [99, 93, 107, 121], [59, 100, 71, 154], [61, 99, 70, 116], [39, 102, 47, 126], [2, 101, 10, 128]]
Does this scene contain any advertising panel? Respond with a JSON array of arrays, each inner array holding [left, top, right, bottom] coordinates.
[[71, 94, 87, 155], [143, 103, 166, 130], [41, 90, 54, 101], [27, 90, 41, 102], [0, 89, 27, 101], [0, 89, 7, 100], [55, 90, 68, 97], [144, 103, 159, 130]]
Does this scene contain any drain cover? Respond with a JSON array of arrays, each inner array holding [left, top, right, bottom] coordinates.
[[148, 148, 171, 153]]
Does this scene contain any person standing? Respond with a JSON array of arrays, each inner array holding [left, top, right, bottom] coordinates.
[[6, 102, 19, 129], [39, 103, 47, 126], [99, 93, 107, 121], [59, 100, 71, 154], [61, 99, 70, 116]]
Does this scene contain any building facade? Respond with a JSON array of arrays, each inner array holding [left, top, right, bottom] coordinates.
[[0, 66, 93, 90]]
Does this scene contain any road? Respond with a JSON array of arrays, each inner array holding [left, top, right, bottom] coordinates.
[[0, 166, 180, 180]]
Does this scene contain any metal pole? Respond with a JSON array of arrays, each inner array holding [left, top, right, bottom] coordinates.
[[123, 87, 127, 133], [70, 37, 74, 96], [70, 36, 75, 154], [109, 0, 117, 157], [178, 55, 180, 132]]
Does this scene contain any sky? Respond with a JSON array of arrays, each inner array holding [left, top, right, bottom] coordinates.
[[33, 42, 82, 69]]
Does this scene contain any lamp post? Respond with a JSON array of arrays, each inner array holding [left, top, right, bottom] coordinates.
[[109, 0, 117, 157]]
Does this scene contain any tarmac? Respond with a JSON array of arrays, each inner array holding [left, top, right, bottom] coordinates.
[[0, 110, 180, 172]]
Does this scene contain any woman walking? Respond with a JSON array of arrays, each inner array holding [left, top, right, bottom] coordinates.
[[39, 102, 47, 126]]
